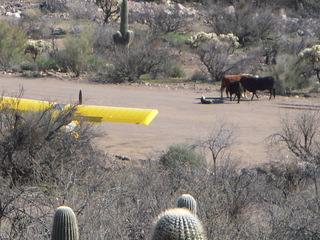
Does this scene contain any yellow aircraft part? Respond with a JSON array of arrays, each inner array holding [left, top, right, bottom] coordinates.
[[74, 105, 158, 126], [0, 96, 158, 126], [0, 96, 54, 111]]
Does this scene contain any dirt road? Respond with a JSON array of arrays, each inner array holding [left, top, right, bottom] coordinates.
[[1, 74, 318, 167]]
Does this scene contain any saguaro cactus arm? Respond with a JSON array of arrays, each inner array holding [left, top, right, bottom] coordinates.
[[113, 0, 134, 46]]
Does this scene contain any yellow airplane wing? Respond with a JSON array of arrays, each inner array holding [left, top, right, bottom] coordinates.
[[74, 105, 158, 125], [0, 96, 54, 111], [0, 96, 158, 126]]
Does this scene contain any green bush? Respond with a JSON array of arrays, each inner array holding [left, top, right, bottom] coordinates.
[[0, 20, 27, 71], [53, 29, 95, 77], [159, 144, 204, 168], [36, 54, 59, 72], [101, 33, 178, 83], [169, 64, 185, 78], [20, 61, 37, 71], [266, 54, 313, 94]]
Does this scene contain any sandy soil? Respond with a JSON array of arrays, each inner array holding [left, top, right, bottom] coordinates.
[[1, 74, 319, 167]]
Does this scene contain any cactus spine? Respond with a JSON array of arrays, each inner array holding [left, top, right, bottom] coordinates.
[[113, 0, 134, 46], [177, 194, 197, 215], [51, 206, 79, 240], [151, 208, 207, 240]]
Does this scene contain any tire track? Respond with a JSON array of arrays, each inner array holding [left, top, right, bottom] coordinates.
[[278, 102, 320, 111]]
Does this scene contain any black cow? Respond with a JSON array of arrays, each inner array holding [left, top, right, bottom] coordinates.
[[240, 76, 276, 100], [229, 81, 242, 103]]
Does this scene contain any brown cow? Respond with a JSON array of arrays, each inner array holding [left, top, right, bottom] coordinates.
[[220, 74, 257, 98]]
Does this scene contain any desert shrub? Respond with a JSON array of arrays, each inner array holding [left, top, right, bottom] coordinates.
[[2, 136, 320, 239], [68, 1, 101, 20], [168, 64, 185, 78], [95, 32, 178, 83], [92, 25, 115, 54], [35, 54, 59, 71], [0, 21, 27, 71], [40, 0, 68, 13], [51, 29, 95, 77], [20, 61, 37, 71], [204, 3, 279, 46], [132, 2, 193, 34], [266, 54, 313, 94], [19, 11, 53, 40], [0, 102, 101, 186], [191, 70, 209, 81], [159, 143, 205, 168]]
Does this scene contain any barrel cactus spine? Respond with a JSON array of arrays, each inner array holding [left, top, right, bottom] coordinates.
[[113, 0, 134, 46], [151, 208, 207, 240], [177, 193, 197, 215], [51, 206, 79, 240]]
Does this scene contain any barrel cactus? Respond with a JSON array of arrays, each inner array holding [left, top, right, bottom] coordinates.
[[177, 194, 197, 215], [113, 0, 134, 46], [51, 206, 79, 240], [151, 208, 207, 240]]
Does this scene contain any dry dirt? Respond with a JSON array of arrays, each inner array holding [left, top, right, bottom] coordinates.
[[1, 73, 319, 167]]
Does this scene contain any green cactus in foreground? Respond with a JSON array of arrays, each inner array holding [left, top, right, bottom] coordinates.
[[151, 208, 207, 240], [177, 194, 197, 215], [113, 0, 134, 46], [51, 206, 79, 240]]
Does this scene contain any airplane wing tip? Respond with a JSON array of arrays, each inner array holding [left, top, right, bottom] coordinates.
[[141, 109, 158, 125]]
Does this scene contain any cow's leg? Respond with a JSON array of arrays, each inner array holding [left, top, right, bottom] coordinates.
[[221, 87, 224, 98], [250, 92, 255, 100], [251, 91, 258, 100], [242, 89, 247, 99], [273, 88, 276, 99], [269, 89, 276, 99], [237, 92, 241, 103]]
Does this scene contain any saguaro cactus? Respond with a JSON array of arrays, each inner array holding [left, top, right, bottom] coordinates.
[[151, 208, 207, 240], [177, 193, 197, 215], [51, 206, 79, 240], [113, 0, 134, 46]]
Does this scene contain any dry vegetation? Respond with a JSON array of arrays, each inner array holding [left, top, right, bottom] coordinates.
[[1, 0, 320, 239]]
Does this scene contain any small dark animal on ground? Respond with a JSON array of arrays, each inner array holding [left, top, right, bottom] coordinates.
[[240, 76, 276, 100], [229, 81, 242, 103], [200, 96, 213, 104]]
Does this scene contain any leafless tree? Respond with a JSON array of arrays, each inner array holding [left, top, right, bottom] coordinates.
[[196, 41, 234, 81], [194, 118, 237, 178], [95, 0, 120, 24], [133, 3, 193, 34], [204, 2, 278, 46], [269, 111, 320, 160], [268, 111, 320, 206]]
